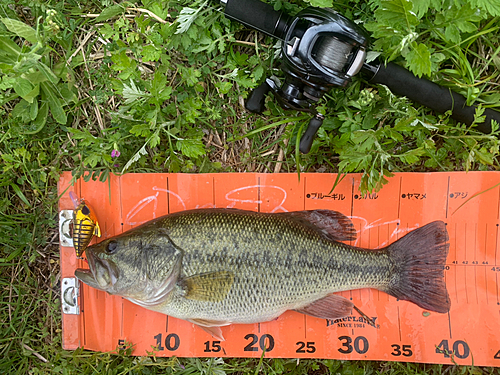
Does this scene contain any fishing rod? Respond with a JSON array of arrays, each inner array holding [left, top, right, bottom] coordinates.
[[219, 0, 500, 153]]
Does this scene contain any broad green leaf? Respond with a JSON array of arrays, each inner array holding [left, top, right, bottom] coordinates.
[[95, 5, 124, 22], [1, 17, 37, 43], [0, 58, 15, 67], [0, 76, 16, 90], [158, 86, 172, 101], [0, 36, 21, 57], [12, 99, 31, 120], [176, 138, 206, 159], [180, 67, 201, 87], [29, 99, 38, 120], [36, 62, 59, 84], [24, 71, 48, 84], [305, 0, 333, 7], [142, 45, 161, 62], [444, 24, 461, 43], [23, 100, 48, 134], [412, 0, 430, 18], [40, 81, 67, 124], [453, 5, 483, 32], [413, 0, 443, 17], [83, 154, 102, 168], [130, 123, 151, 138], [23, 84, 40, 104], [437, 3, 484, 40], [149, 132, 161, 148], [406, 42, 431, 77], [13, 77, 34, 98], [375, 0, 419, 31], [470, 0, 500, 16], [215, 81, 233, 94]]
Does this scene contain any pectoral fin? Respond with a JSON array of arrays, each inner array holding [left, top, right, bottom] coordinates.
[[179, 271, 234, 302], [294, 294, 354, 320], [188, 318, 231, 341]]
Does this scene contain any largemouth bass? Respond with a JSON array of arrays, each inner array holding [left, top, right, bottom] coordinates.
[[75, 209, 450, 339]]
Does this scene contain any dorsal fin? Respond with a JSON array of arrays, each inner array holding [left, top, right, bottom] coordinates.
[[281, 210, 357, 242]]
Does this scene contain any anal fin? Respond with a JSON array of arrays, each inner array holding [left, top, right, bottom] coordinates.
[[294, 294, 353, 320], [295, 294, 376, 327]]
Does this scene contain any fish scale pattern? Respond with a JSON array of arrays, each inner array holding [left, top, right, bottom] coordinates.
[[147, 209, 393, 323]]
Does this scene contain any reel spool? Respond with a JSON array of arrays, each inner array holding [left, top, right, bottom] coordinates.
[[315, 36, 353, 73], [245, 7, 369, 153]]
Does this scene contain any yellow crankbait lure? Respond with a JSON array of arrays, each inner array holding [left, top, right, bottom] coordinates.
[[69, 192, 101, 258]]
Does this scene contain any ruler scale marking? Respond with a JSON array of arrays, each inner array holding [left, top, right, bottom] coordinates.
[[59, 172, 500, 366], [484, 265, 489, 305], [496, 224, 499, 266]]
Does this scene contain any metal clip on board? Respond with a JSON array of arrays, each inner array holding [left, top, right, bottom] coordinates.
[[220, 0, 500, 153]]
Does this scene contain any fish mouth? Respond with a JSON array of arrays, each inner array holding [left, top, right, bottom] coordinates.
[[75, 249, 101, 290], [75, 250, 119, 291]]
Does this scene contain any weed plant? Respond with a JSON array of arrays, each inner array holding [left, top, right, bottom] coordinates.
[[1, 0, 499, 373]]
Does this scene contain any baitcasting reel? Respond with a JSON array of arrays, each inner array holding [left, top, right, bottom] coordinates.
[[221, 0, 500, 153], [222, 0, 369, 153]]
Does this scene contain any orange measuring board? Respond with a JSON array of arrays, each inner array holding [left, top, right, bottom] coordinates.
[[58, 172, 500, 366]]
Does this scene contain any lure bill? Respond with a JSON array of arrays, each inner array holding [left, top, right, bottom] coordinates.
[[69, 191, 101, 258]]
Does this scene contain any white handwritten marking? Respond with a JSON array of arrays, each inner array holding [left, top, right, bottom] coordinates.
[[126, 194, 158, 225], [224, 185, 288, 212], [125, 186, 188, 225], [349, 216, 418, 248], [152, 187, 187, 211]]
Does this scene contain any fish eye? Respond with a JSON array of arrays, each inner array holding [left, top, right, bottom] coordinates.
[[106, 241, 118, 254]]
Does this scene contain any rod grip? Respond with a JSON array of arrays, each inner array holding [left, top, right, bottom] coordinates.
[[369, 62, 500, 133], [223, 0, 289, 39]]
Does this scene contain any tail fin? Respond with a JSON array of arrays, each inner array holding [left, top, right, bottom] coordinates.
[[385, 221, 450, 313]]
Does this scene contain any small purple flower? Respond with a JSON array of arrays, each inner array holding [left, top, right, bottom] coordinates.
[[178, 363, 185, 369], [111, 150, 120, 158]]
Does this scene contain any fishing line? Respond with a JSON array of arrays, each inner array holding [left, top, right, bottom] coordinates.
[[314, 36, 353, 73]]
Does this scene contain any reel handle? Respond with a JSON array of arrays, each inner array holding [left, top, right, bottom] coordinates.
[[366, 61, 500, 134], [299, 114, 325, 154], [245, 80, 271, 114]]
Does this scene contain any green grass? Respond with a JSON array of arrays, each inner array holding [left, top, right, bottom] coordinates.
[[1, 0, 500, 373]]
